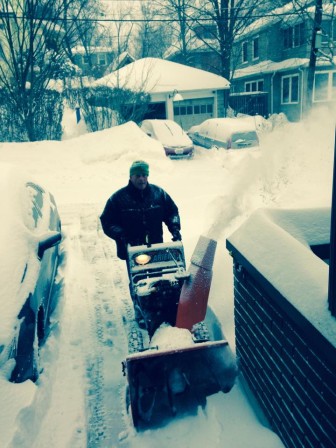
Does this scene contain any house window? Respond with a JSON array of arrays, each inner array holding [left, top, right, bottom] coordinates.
[[98, 54, 107, 65], [242, 42, 248, 63], [82, 55, 89, 65], [314, 73, 329, 101], [175, 102, 213, 116], [252, 37, 259, 60], [283, 22, 305, 49], [321, 19, 336, 44], [283, 28, 293, 49], [281, 75, 299, 104], [245, 79, 264, 92], [314, 71, 336, 102], [294, 22, 305, 47]]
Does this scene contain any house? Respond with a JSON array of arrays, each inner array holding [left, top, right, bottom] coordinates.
[[72, 45, 115, 78], [165, 25, 223, 76], [103, 51, 135, 75], [230, 2, 336, 121], [94, 57, 230, 130]]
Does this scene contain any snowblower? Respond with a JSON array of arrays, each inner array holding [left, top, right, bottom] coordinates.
[[122, 235, 237, 429]]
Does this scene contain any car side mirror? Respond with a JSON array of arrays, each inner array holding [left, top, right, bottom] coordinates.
[[38, 231, 62, 260]]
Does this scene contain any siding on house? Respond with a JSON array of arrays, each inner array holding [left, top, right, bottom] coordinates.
[[167, 4, 335, 122], [72, 47, 115, 78], [230, 6, 336, 121]]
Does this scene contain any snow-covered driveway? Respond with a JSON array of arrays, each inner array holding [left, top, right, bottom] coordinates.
[[24, 203, 283, 448], [0, 112, 333, 448]]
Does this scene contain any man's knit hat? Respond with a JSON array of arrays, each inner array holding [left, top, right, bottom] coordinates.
[[130, 160, 149, 177]]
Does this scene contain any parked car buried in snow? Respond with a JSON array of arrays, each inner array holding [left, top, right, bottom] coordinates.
[[140, 119, 194, 159], [0, 163, 62, 383], [188, 117, 260, 150]]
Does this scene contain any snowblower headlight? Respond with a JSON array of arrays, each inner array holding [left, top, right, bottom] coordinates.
[[135, 253, 152, 265]]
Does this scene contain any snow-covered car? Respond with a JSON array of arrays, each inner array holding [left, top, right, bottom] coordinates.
[[0, 163, 62, 383], [188, 117, 260, 150], [140, 119, 194, 159]]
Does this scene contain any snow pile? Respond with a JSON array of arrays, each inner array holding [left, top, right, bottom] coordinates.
[[150, 324, 194, 349]]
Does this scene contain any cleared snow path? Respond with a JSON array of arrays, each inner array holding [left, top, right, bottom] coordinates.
[[76, 205, 131, 446], [65, 204, 137, 447], [20, 204, 135, 448]]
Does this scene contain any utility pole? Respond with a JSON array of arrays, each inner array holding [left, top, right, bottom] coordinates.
[[304, 0, 323, 115]]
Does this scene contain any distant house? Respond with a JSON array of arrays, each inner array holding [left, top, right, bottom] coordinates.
[[95, 57, 230, 130], [72, 46, 115, 78], [165, 25, 222, 76], [230, 3, 336, 121], [166, 3, 336, 121], [104, 51, 135, 75]]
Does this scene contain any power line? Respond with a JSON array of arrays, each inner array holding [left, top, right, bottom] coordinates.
[[0, 10, 317, 23]]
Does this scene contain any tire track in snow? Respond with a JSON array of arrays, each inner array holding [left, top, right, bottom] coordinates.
[[74, 204, 136, 447]]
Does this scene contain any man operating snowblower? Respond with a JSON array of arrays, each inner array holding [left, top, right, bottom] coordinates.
[[100, 160, 237, 429], [100, 160, 182, 324]]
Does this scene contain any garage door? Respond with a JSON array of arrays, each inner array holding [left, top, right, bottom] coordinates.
[[173, 97, 214, 130]]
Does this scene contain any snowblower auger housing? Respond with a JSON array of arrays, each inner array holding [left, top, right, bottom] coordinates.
[[124, 238, 237, 429]]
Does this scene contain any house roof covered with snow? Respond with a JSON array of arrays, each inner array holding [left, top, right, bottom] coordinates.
[[94, 57, 230, 93], [233, 58, 308, 79], [236, 3, 335, 40], [232, 56, 336, 80]]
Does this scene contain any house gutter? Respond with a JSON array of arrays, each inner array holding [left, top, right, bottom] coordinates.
[[213, 90, 218, 118], [270, 71, 276, 115], [298, 66, 304, 120]]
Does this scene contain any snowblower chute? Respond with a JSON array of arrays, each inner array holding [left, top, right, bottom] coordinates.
[[123, 236, 237, 429]]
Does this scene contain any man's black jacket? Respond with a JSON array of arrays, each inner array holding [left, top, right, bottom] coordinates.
[[100, 181, 181, 259]]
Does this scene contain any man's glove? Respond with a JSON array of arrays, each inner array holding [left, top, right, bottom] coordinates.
[[171, 229, 182, 241], [116, 235, 128, 260]]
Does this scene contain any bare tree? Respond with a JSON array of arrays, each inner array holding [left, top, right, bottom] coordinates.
[[63, 0, 107, 78], [187, 1, 276, 80], [103, 1, 135, 59], [133, 2, 173, 59], [0, 0, 91, 141], [152, 0, 197, 65], [150, 0, 288, 78], [289, 0, 336, 63]]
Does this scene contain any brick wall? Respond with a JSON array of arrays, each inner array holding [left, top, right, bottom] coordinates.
[[233, 262, 336, 448]]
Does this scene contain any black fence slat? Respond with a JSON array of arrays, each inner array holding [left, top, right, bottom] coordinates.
[[328, 127, 336, 316]]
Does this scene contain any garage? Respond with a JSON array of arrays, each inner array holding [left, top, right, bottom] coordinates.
[[173, 97, 214, 130], [97, 57, 229, 129]]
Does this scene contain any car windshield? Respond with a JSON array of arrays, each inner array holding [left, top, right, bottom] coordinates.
[[151, 121, 191, 146], [153, 121, 183, 138], [232, 131, 258, 142]]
